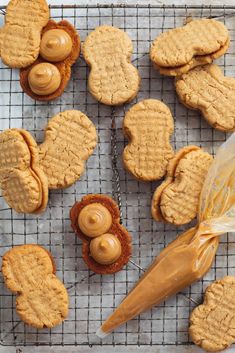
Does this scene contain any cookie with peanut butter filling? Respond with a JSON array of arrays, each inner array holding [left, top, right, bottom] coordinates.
[[151, 146, 213, 225], [20, 19, 80, 101], [150, 19, 229, 76], [0, 129, 48, 214], [70, 194, 132, 274]]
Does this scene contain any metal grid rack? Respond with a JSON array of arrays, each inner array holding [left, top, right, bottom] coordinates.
[[0, 3, 235, 348]]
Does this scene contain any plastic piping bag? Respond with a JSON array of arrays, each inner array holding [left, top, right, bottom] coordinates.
[[97, 133, 235, 338]]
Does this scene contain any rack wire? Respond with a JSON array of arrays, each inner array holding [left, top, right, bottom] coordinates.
[[0, 3, 235, 348]]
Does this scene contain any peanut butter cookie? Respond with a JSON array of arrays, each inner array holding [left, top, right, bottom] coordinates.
[[38, 110, 97, 189], [155, 39, 229, 77], [0, 0, 49, 68], [190, 276, 235, 352], [20, 20, 80, 101], [2, 244, 69, 329], [70, 194, 132, 274], [150, 19, 229, 76], [83, 25, 140, 105], [175, 64, 235, 131], [152, 146, 213, 225], [0, 129, 48, 214], [123, 99, 174, 181]]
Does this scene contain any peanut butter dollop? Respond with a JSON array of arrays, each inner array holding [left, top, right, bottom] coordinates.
[[78, 203, 112, 238], [40, 29, 73, 62], [90, 233, 122, 265], [28, 63, 61, 96]]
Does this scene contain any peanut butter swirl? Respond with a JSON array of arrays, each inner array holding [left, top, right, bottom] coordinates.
[[28, 63, 61, 96], [78, 203, 112, 238], [40, 29, 73, 62], [90, 233, 122, 265]]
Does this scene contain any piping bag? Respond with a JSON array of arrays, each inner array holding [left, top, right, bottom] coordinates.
[[97, 133, 235, 338]]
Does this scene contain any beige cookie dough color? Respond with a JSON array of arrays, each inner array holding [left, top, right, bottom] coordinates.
[[38, 110, 97, 189], [175, 64, 235, 131], [190, 276, 235, 352], [83, 25, 140, 105], [152, 146, 213, 225], [0, 129, 48, 214], [2, 244, 69, 329], [150, 19, 229, 68], [123, 99, 174, 181], [1, 0, 49, 68]]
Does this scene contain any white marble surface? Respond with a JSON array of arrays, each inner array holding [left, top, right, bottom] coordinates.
[[0, 1, 234, 352]]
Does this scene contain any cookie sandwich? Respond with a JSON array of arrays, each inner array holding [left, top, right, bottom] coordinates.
[[70, 194, 132, 274], [150, 19, 229, 76], [20, 20, 80, 101], [152, 146, 213, 225], [0, 129, 48, 214]]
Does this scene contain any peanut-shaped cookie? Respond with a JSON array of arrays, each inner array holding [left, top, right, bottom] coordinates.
[[175, 64, 235, 131], [154, 40, 230, 77], [38, 110, 97, 189], [70, 194, 132, 274], [190, 276, 235, 352], [2, 245, 69, 329], [150, 19, 229, 76], [0, 0, 49, 68], [20, 20, 81, 101], [123, 99, 174, 181], [0, 129, 48, 214], [152, 146, 213, 225], [83, 25, 140, 105]]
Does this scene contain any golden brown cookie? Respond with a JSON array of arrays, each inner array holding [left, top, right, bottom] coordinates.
[[0, 129, 48, 214], [2, 244, 69, 329], [83, 25, 140, 105], [70, 194, 132, 274], [150, 19, 229, 76], [151, 145, 213, 225], [155, 39, 230, 77], [20, 20, 81, 101], [5, 0, 49, 27], [190, 276, 235, 352], [38, 110, 97, 189], [123, 99, 174, 181], [0, 0, 49, 68], [175, 64, 235, 131]]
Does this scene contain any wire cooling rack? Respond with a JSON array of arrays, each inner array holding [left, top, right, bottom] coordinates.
[[0, 3, 235, 348]]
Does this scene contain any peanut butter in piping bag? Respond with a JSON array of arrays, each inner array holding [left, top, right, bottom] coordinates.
[[97, 133, 235, 338]]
